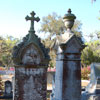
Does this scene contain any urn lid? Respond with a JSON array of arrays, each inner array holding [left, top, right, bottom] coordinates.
[[63, 9, 76, 21]]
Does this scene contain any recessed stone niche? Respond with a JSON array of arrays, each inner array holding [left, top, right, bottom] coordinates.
[[22, 44, 41, 65]]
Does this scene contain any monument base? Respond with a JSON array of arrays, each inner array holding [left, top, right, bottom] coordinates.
[[14, 67, 47, 100]]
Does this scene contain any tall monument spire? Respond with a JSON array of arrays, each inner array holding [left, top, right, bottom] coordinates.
[[25, 11, 40, 32]]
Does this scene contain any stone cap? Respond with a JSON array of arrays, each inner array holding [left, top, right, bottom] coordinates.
[[52, 33, 85, 54]]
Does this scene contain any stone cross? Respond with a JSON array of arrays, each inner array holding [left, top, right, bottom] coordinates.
[[25, 11, 40, 31]]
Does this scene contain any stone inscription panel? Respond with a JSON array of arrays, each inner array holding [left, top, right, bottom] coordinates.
[[63, 61, 81, 100], [14, 67, 47, 100]]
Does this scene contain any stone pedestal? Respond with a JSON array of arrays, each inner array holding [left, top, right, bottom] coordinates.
[[62, 53, 81, 100], [53, 9, 85, 100], [54, 35, 84, 100]]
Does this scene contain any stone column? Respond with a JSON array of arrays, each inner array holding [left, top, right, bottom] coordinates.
[[54, 9, 85, 100], [55, 53, 63, 100], [12, 11, 50, 100], [62, 53, 82, 100]]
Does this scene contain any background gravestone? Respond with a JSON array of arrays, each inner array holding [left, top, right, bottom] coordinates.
[[53, 9, 85, 100], [82, 63, 100, 100], [12, 11, 50, 100], [4, 80, 12, 97]]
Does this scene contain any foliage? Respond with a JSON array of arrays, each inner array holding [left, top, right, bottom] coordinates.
[[81, 66, 90, 80], [39, 12, 82, 67], [96, 31, 100, 39], [87, 31, 100, 41], [39, 13, 65, 39], [42, 38, 56, 67], [0, 36, 19, 67], [39, 12, 82, 39], [81, 40, 100, 66], [0, 75, 4, 96]]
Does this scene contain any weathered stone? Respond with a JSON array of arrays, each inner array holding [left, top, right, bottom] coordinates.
[[12, 11, 50, 66], [4, 80, 12, 97], [63, 8, 76, 30], [25, 11, 40, 32], [52, 9, 85, 100], [15, 67, 47, 100], [12, 11, 50, 100], [22, 44, 41, 65]]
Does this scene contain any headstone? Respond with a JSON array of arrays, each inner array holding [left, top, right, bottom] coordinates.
[[82, 63, 100, 100], [4, 80, 12, 97], [12, 11, 50, 100], [52, 9, 85, 100]]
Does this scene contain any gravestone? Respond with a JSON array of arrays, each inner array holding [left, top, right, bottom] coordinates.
[[12, 11, 50, 100], [82, 63, 100, 100], [52, 9, 85, 100], [4, 80, 12, 97]]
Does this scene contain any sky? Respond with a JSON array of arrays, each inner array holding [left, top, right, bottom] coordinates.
[[0, 0, 100, 41]]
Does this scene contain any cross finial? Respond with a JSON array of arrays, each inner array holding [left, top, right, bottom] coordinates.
[[25, 11, 40, 31]]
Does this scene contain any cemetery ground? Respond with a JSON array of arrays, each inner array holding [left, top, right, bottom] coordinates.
[[0, 66, 90, 100]]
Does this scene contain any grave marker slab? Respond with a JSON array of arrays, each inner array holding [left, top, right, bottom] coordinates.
[[4, 80, 12, 97]]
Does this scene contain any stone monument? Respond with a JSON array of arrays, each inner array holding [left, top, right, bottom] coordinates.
[[52, 9, 85, 100], [82, 63, 100, 100], [0, 80, 12, 99], [12, 11, 50, 100], [4, 80, 12, 97]]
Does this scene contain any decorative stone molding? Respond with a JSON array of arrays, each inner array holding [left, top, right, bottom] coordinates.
[[12, 11, 50, 67]]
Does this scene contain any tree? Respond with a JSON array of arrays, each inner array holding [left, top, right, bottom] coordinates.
[[39, 12, 82, 39], [39, 13, 82, 67], [81, 40, 100, 66], [0, 36, 19, 67], [42, 38, 56, 67]]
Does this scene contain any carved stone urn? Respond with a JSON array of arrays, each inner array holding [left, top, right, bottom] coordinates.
[[63, 9, 76, 30]]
